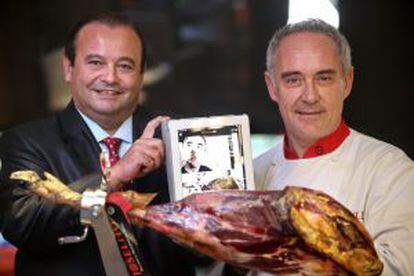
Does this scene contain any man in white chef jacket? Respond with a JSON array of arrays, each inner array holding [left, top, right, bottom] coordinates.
[[254, 19, 414, 275]]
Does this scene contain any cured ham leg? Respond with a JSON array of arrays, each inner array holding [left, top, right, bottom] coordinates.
[[128, 188, 382, 275], [11, 171, 383, 275]]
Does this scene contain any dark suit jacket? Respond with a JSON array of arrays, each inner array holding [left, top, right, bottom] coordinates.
[[0, 102, 206, 276]]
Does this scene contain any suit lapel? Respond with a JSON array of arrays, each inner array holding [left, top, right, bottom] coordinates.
[[57, 101, 102, 176], [132, 106, 148, 140]]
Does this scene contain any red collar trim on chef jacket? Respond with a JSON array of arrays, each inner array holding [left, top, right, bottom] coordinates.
[[283, 120, 350, 159]]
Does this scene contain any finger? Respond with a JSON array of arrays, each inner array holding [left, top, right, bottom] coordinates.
[[134, 142, 164, 168], [123, 149, 154, 173], [133, 138, 164, 155], [140, 152, 154, 166], [133, 153, 159, 177], [145, 151, 163, 169], [141, 157, 160, 175], [131, 147, 162, 176], [131, 138, 164, 163], [140, 116, 170, 139], [137, 150, 159, 169]]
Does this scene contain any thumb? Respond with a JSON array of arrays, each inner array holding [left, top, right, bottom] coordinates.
[[140, 116, 170, 139]]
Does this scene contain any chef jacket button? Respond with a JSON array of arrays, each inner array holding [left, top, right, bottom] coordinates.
[[315, 146, 324, 155]]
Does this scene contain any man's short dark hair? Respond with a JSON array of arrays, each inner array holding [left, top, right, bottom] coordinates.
[[64, 11, 147, 72], [184, 135, 207, 146]]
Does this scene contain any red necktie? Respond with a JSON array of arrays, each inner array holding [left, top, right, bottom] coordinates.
[[101, 137, 144, 274], [101, 137, 122, 167]]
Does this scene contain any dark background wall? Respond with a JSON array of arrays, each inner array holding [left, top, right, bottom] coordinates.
[[340, 2, 413, 158], [0, 0, 412, 158]]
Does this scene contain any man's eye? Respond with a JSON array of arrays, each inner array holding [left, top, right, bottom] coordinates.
[[88, 60, 103, 66], [118, 63, 134, 71], [316, 74, 333, 84], [284, 77, 302, 87]]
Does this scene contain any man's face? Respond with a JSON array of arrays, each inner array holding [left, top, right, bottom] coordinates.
[[63, 22, 143, 128], [265, 32, 353, 146], [182, 136, 206, 163]]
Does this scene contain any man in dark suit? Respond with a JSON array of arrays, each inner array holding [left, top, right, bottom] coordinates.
[[0, 12, 207, 275]]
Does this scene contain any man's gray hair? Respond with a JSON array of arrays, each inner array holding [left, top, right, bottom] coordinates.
[[266, 19, 352, 74]]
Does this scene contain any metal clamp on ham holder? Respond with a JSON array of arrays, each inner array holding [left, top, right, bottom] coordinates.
[[57, 188, 131, 275], [79, 189, 107, 226], [57, 151, 144, 276], [57, 189, 107, 245]]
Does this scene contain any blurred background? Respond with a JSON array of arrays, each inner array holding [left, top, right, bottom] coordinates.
[[0, 1, 413, 274], [0, 0, 413, 156]]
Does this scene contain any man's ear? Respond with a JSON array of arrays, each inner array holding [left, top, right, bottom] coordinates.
[[264, 71, 279, 103], [62, 55, 73, 83], [343, 66, 354, 99]]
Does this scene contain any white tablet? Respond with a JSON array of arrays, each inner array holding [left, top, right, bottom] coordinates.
[[162, 114, 255, 201]]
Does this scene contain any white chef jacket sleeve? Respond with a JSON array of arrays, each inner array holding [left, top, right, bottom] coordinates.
[[363, 148, 414, 275]]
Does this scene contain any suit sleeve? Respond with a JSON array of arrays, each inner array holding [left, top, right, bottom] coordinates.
[[0, 128, 84, 255]]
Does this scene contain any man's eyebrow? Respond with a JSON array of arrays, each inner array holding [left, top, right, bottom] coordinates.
[[280, 71, 301, 79], [280, 69, 337, 79], [85, 54, 104, 60], [118, 57, 136, 66], [84, 55, 137, 66], [316, 69, 337, 75]]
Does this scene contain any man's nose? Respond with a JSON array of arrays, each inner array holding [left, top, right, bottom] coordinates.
[[102, 65, 118, 83], [302, 80, 320, 104]]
